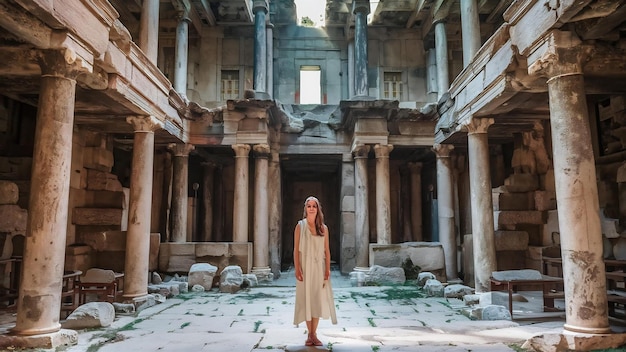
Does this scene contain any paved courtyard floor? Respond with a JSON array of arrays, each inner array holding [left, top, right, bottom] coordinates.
[[1, 268, 623, 351]]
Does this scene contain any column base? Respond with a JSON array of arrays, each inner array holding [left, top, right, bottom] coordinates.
[[0, 329, 77, 349], [523, 330, 626, 351], [251, 267, 274, 283]]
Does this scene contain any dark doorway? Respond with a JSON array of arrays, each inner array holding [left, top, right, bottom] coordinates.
[[281, 155, 341, 270]]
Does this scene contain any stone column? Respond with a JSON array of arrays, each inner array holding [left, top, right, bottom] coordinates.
[[408, 162, 423, 241], [169, 143, 194, 243], [460, 0, 481, 67], [214, 165, 225, 241], [434, 21, 450, 99], [174, 7, 190, 96], [139, 0, 160, 63], [12, 50, 82, 336], [353, 0, 370, 97], [232, 144, 251, 243], [348, 41, 355, 98], [374, 144, 393, 245], [123, 116, 163, 300], [353, 144, 370, 267], [201, 162, 216, 241], [266, 22, 274, 97], [252, 144, 272, 281], [253, 0, 268, 93], [268, 145, 282, 277], [464, 118, 496, 292], [529, 31, 609, 333], [433, 144, 458, 281]]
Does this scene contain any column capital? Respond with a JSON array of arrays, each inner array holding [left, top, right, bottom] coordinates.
[[172, 0, 191, 21], [253, 143, 271, 158], [407, 162, 423, 173], [37, 48, 89, 79], [126, 115, 163, 132], [168, 143, 195, 156], [352, 144, 370, 158], [232, 143, 251, 157], [528, 30, 592, 80], [462, 117, 494, 135], [374, 144, 393, 158], [353, 0, 370, 15], [432, 143, 454, 158], [253, 0, 269, 14]]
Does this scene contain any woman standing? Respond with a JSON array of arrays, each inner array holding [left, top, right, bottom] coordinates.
[[293, 196, 337, 346]]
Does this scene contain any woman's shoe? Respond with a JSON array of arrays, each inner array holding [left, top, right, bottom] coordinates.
[[305, 337, 314, 346], [311, 335, 323, 346]]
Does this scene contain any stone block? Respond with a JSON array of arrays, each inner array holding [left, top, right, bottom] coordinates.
[[341, 195, 355, 212], [72, 208, 123, 226], [167, 243, 195, 256], [0, 181, 19, 205], [79, 231, 126, 251], [517, 224, 542, 246], [0, 205, 27, 234], [496, 250, 527, 270], [85, 169, 123, 192], [82, 190, 126, 208], [83, 147, 114, 172], [494, 231, 529, 251], [503, 174, 539, 193], [195, 243, 229, 257], [166, 255, 197, 273], [370, 242, 445, 282], [66, 244, 92, 256], [534, 191, 556, 211], [543, 169, 555, 192], [492, 192, 533, 211], [494, 211, 544, 228], [601, 211, 622, 238], [542, 210, 560, 246]]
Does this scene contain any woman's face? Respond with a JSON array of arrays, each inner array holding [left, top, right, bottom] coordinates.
[[305, 200, 318, 217]]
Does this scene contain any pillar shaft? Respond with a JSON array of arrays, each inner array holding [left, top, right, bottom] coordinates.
[[460, 0, 481, 67], [253, 0, 268, 93], [201, 162, 216, 241], [535, 37, 609, 333], [266, 23, 274, 97], [123, 116, 163, 299], [253, 144, 270, 270], [13, 51, 80, 335], [268, 147, 282, 276], [139, 0, 160, 63], [233, 144, 251, 243], [435, 21, 450, 98], [174, 11, 190, 96], [169, 143, 194, 243], [433, 144, 457, 281], [465, 118, 496, 292], [374, 144, 393, 244], [348, 41, 355, 97], [353, 145, 370, 267], [408, 162, 423, 241], [353, 1, 370, 97]]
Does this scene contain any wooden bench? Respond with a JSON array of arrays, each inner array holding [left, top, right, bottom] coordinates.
[[490, 270, 564, 317]]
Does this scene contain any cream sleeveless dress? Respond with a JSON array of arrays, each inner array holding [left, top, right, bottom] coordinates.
[[293, 219, 337, 325]]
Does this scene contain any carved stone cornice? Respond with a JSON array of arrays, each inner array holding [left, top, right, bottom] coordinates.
[[527, 30, 592, 80], [127, 115, 164, 132]]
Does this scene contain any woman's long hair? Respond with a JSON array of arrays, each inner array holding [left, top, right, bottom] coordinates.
[[302, 196, 325, 236]]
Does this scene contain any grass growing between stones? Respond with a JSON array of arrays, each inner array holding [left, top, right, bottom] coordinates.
[[83, 317, 147, 352]]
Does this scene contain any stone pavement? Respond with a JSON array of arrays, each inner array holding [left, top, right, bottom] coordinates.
[[0, 268, 618, 351]]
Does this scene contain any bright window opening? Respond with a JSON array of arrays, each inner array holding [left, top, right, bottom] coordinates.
[[300, 66, 321, 104], [221, 70, 239, 100], [383, 72, 403, 100]]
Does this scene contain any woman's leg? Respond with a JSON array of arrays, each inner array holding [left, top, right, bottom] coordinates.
[[305, 320, 313, 345], [310, 318, 322, 345]]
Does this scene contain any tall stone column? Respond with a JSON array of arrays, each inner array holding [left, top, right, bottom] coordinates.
[[348, 41, 355, 98], [139, 0, 160, 63], [268, 146, 282, 277], [169, 143, 194, 243], [353, 0, 370, 97], [464, 118, 496, 292], [433, 144, 458, 281], [174, 6, 190, 97], [266, 22, 274, 97], [201, 162, 216, 241], [252, 144, 272, 281], [232, 144, 251, 243], [408, 162, 423, 241], [253, 0, 268, 93], [529, 31, 609, 333], [374, 144, 393, 245], [434, 21, 450, 99], [12, 50, 82, 337], [353, 144, 370, 267], [214, 165, 225, 241], [460, 0, 481, 67], [123, 116, 162, 300]]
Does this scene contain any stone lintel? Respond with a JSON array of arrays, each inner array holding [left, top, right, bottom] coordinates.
[[492, 192, 534, 211], [72, 208, 123, 226], [494, 210, 545, 228]]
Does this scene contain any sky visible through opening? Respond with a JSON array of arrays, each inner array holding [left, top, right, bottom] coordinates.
[[294, 0, 325, 27]]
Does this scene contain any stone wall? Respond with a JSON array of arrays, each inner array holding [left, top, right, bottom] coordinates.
[[158, 242, 253, 275]]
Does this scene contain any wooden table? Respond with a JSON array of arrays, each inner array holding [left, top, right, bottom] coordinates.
[[490, 276, 564, 317]]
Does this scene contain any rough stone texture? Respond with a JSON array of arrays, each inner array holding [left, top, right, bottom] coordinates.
[[522, 332, 626, 352], [0, 181, 19, 205], [0, 329, 77, 349], [494, 211, 545, 229], [62, 302, 115, 329], [502, 174, 539, 193], [243, 273, 258, 287], [542, 210, 560, 246], [72, 208, 123, 226], [188, 262, 218, 290], [370, 242, 446, 282], [534, 190, 557, 211], [600, 210, 622, 239], [159, 242, 253, 274], [84, 169, 123, 192], [480, 305, 511, 321], [82, 147, 114, 172], [492, 191, 533, 211], [220, 265, 244, 293], [417, 272, 436, 287], [494, 230, 529, 251], [491, 269, 542, 281], [444, 284, 474, 299], [366, 265, 405, 285], [0, 205, 27, 233], [424, 279, 444, 297]]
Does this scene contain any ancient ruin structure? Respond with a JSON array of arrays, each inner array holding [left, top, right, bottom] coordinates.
[[0, 0, 625, 348]]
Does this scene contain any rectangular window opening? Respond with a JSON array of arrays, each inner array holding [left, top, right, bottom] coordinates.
[[383, 72, 403, 100], [221, 70, 240, 101], [300, 66, 321, 104]]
